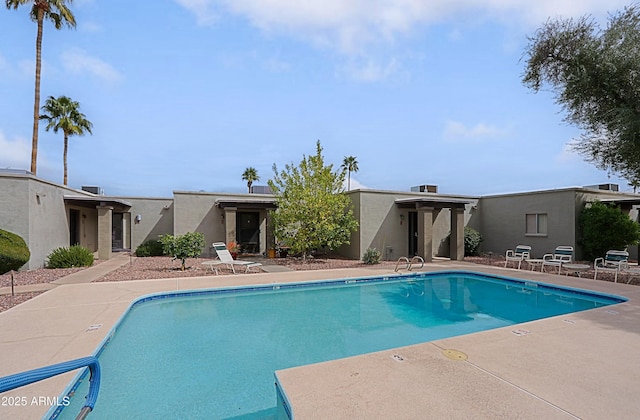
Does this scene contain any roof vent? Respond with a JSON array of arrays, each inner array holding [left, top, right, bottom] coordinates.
[[585, 183, 618, 192], [250, 185, 272, 194], [82, 186, 104, 195], [411, 184, 438, 193]]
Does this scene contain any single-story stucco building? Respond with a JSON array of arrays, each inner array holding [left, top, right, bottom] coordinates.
[[1, 170, 639, 270]]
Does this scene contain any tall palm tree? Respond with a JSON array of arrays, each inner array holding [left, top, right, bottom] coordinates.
[[6, 0, 77, 175], [341, 156, 359, 190], [242, 167, 260, 193], [40, 95, 92, 185]]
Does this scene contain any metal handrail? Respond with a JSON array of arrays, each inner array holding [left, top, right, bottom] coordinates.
[[408, 256, 424, 271], [394, 256, 410, 272], [0, 356, 101, 420], [395, 256, 426, 272]]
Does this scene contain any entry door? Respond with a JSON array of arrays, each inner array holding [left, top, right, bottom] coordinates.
[[112, 213, 124, 250], [408, 212, 418, 256], [237, 212, 260, 253], [69, 209, 80, 246]]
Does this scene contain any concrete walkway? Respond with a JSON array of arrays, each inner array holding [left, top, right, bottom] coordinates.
[[1, 262, 639, 419], [0, 253, 132, 296], [0, 253, 291, 296]]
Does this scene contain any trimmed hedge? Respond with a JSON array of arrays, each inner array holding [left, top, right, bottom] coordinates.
[[47, 245, 94, 268], [0, 229, 30, 274]]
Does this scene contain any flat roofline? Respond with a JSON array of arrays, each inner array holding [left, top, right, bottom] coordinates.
[[395, 197, 472, 209], [64, 195, 132, 209], [215, 198, 277, 209]]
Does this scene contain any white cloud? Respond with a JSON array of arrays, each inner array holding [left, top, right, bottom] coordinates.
[[443, 120, 509, 142], [175, 0, 219, 26], [176, 0, 630, 55], [61, 48, 122, 83], [80, 21, 103, 33], [555, 143, 582, 163], [339, 57, 403, 82], [0, 132, 30, 170], [344, 176, 367, 191]]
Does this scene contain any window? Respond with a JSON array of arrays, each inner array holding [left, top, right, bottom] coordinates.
[[526, 213, 547, 235]]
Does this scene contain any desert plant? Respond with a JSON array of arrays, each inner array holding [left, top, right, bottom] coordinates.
[[135, 239, 165, 257], [160, 232, 206, 271], [0, 229, 30, 274], [579, 201, 640, 261], [47, 245, 94, 268], [362, 248, 381, 264], [464, 227, 483, 256]]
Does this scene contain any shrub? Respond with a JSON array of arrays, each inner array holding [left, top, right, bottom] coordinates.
[[464, 227, 483, 256], [0, 229, 30, 274], [362, 247, 381, 264], [160, 232, 206, 271], [579, 201, 640, 261], [135, 239, 165, 257], [47, 245, 94, 268]]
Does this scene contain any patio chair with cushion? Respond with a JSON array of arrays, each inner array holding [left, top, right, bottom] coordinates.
[[202, 242, 262, 274], [504, 245, 532, 269], [542, 246, 573, 274], [594, 250, 629, 283]]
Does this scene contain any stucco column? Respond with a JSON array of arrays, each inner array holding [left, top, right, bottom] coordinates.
[[417, 207, 434, 262], [123, 212, 131, 250], [450, 208, 465, 261], [224, 207, 237, 245], [97, 206, 113, 261]]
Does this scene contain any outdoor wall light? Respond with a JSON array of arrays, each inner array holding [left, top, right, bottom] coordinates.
[[220, 214, 225, 224], [400, 214, 405, 225], [134, 214, 142, 223]]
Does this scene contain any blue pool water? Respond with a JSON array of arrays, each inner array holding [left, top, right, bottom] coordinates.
[[52, 271, 624, 419]]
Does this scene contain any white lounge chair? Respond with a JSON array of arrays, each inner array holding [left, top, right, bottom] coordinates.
[[202, 242, 262, 274], [504, 245, 532, 269], [594, 250, 629, 283], [542, 246, 573, 274]]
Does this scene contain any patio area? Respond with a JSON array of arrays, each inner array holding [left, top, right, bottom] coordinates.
[[1, 260, 639, 419]]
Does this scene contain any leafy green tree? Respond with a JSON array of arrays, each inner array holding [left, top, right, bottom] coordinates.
[[40, 95, 93, 185], [578, 201, 640, 261], [242, 167, 260, 193], [341, 156, 359, 191], [268, 141, 359, 260], [5, 0, 77, 175], [160, 232, 205, 271], [522, 5, 640, 179]]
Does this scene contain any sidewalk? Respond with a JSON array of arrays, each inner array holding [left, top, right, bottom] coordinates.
[[0, 253, 293, 296], [0, 252, 132, 296]]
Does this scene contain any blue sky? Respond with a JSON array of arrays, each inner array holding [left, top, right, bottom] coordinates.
[[0, 0, 634, 197]]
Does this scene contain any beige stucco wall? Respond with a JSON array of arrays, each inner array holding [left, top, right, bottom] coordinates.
[[67, 205, 98, 252], [120, 197, 174, 252], [478, 188, 640, 260], [346, 190, 478, 261], [0, 173, 97, 269], [173, 191, 272, 257], [479, 189, 577, 259]]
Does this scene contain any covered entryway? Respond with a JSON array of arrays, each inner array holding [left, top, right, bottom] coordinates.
[[215, 198, 277, 255], [237, 211, 260, 254], [396, 197, 471, 262], [63, 195, 132, 260]]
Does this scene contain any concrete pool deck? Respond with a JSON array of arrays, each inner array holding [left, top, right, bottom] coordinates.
[[1, 261, 639, 419]]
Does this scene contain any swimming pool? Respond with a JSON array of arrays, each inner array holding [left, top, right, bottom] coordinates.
[[51, 271, 625, 419]]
